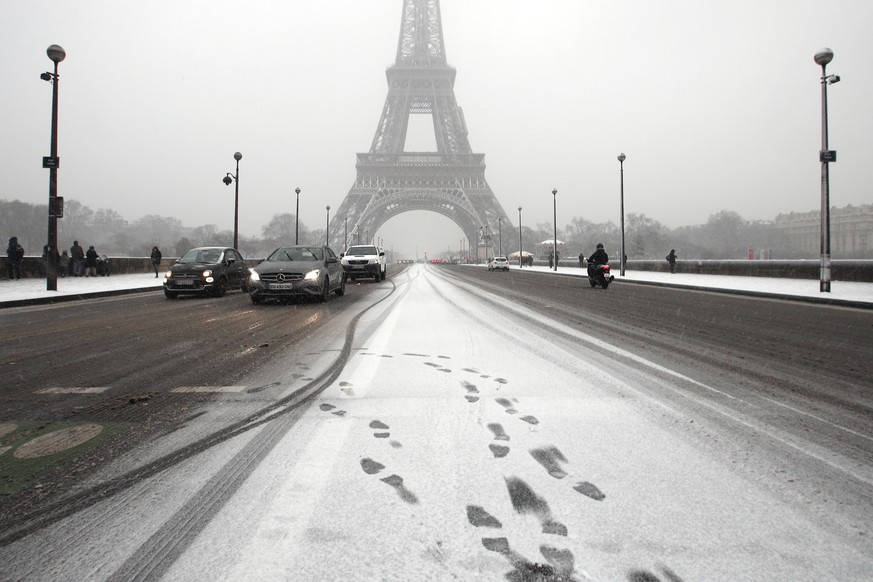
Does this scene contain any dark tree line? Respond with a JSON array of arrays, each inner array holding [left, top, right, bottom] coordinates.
[[0, 198, 319, 259]]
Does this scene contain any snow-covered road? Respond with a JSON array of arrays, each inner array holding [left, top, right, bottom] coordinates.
[[2, 263, 871, 581]]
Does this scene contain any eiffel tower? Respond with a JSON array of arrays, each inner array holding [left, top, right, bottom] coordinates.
[[329, 0, 510, 255]]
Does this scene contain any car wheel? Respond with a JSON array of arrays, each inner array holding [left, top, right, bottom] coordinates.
[[380, 269, 386, 281], [164, 290, 178, 299], [241, 279, 250, 293], [374, 272, 380, 282], [335, 274, 346, 296], [589, 280, 597, 288], [320, 277, 330, 302], [213, 277, 228, 297], [250, 294, 263, 304]]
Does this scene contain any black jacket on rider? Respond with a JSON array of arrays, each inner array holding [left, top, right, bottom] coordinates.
[[587, 247, 609, 277]]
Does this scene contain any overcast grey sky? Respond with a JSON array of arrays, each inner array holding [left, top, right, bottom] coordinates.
[[2, 0, 871, 258]]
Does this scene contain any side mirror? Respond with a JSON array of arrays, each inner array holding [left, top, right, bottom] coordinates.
[[327, 256, 338, 264], [379, 251, 385, 256]]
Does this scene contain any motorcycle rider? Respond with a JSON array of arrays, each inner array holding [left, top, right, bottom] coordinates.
[[587, 243, 609, 277]]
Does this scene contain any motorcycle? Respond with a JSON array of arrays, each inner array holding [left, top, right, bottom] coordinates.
[[587, 263, 614, 289]]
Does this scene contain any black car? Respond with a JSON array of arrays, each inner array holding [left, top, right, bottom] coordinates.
[[163, 247, 250, 298], [248, 245, 345, 304]]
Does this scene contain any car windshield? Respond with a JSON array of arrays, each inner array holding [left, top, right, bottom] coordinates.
[[346, 246, 378, 255], [267, 247, 323, 262], [178, 249, 222, 264]]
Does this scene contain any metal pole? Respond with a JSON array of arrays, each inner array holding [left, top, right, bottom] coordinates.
[[552, 189, 557, 271], [498, 217, 503, 256], [517, 206, 522, 268], [344, 218, 348, 250], [819, 61, 831, 292], [326, 205, 330, 246], [295, 187, 300, 245], [46, 57, 61, 291], [233, 157, 239, 250], [618, 153, 626, 276]]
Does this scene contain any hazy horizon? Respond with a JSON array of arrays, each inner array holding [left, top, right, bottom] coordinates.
[[3, 1, 871, 260]]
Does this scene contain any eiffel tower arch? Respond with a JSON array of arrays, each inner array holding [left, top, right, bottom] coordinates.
[[329, 0, 511, 256]]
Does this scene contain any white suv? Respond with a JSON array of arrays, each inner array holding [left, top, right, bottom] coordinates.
[[341, 245, 387, 281]]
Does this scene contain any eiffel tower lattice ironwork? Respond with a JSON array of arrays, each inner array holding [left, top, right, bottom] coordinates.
[[329, 0, 510, 256]]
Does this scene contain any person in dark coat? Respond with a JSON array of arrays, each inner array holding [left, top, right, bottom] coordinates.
[[150, 246, 163, 278], [666, 249, 677, 274], [85, 245, 99, 277], [70, 240, 85, 277], [6, 236, 25, 280], [587, 243, 609, 277], [578, 252, 585, 268]]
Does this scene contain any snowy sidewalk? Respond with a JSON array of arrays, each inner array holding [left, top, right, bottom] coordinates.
[[0, 273, 164, 308], [1, 266, 871, 308]]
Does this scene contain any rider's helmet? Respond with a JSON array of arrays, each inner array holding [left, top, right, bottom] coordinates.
[[596, 243, 604, 249]]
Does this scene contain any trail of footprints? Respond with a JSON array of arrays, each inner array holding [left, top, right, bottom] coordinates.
[[316, 353, 679, 581]]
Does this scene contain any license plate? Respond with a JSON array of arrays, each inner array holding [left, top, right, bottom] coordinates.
[[176, 280, 194, 286], [350, 265, 364, 269], [269, 283, 293, 290]]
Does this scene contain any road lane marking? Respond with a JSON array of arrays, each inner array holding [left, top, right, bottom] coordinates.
[[36, 387, 111, 394], [171, 386, 247, 393]]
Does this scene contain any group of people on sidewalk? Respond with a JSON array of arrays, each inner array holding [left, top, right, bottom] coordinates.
[[5, 237, 164, 280], [60, 240, 105, 277]]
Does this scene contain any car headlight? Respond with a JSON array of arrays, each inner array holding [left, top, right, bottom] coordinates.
[[164, 270, 173, 279], [304, 269, 320, 281], [202, 270, 213, 278], [249, 269, 260, 282]]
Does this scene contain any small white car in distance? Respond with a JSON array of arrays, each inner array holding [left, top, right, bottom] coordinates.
[[488, 256, 510, 272]]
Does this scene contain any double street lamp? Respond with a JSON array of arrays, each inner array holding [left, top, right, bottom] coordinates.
[[618, 152, 626, 276], [325, 205, 331, 245], [551, 188, 558, 271], [517, 206, 523, 268], [222, 152, 242, 249], [42, 44, 66, 291], [815, 48, 840, 293], [497, 217, 503, 256]]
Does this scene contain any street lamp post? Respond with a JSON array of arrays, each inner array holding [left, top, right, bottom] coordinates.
[[222, 152, 242, 250], [552, 188, 558, 271], [344, 218, 348, 250], [497, 217, 503, 257], [517, 206, 523, 268], [295, 187, 301, 244], [42, 44, 66, 291], [618, 152, 626, 276], [325, 205, 331, 246], [815, 48, 840, 293]]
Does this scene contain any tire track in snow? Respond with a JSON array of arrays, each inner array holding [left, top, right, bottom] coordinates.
[[0, 278, 401, 550]]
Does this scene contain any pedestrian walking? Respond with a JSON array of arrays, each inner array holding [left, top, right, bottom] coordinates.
[[666, 249, 677, 274], [70, 240, 85, 276], [6, 236, 25, 280], [85, 245, 99, 277], [150, 246, 163, 278], [548, 252, 553, 269], [578, 252, 585, 269]]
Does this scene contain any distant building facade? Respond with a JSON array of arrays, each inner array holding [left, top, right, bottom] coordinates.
[[774, 204, 873, 258]]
